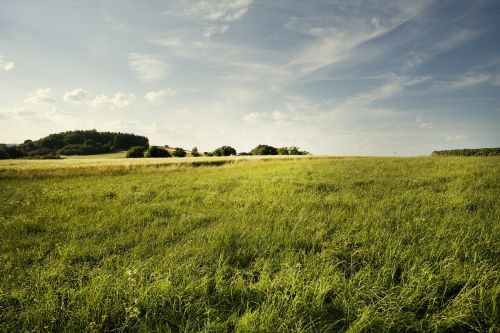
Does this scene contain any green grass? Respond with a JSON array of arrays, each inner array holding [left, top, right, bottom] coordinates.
[[62, 151, 128, 159], [0, 156, 499, 332]]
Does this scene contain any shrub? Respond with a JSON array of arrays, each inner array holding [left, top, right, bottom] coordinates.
[[58, 144, 109, 156], [172, 148, 186, 157], [145, 146, 171, 158], [251, 144, 277, 155], [191, 147, 201, 157], [432, 148, 500, 156], [213, 146, 237, 156], [0, 148, 9, 159], [126, 146, 146, 158], [278, 146, 309, 155]]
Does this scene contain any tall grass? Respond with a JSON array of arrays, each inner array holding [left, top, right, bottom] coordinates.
[[0, 157, 499, 332]]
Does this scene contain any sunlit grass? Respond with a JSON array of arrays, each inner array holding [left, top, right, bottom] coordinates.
[[0, 156, 498, 332]]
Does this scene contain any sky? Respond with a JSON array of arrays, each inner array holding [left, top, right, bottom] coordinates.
[[1, 0, 499, 155]]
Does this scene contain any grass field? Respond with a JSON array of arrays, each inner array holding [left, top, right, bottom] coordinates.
[[0, 156, 499, 332]]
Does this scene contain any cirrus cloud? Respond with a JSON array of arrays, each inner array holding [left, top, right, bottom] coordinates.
[[0, 54, 15, 71], [128, 53, 168, 82]]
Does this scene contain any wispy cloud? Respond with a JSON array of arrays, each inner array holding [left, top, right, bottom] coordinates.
[[128, 53, 168, 82], [0, 54, 14, 71], [243, 110, 305, 125], [63, 89, 136, 109], [332, 75, 431, 117], [285, 1, 433, 79], [25, 88, 56, 105], [145, 88, 176, 103], [439, 72, 491, 90], [165, 0, 252, 22], [164, 0, 252, 38], [401, 28, 481, 72], [0, 105, 76, 122], [416, 115, 433, 129], [446, 134, 469, 141], [203, 24, 229, 38]]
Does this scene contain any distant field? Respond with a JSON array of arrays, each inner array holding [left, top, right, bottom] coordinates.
[[0, 156, 499, 332], [63, 151, 128, 159]]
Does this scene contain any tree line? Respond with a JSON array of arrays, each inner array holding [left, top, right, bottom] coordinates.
[[0, 130, 310, 160], [432, 148, 500, 156], [0, 130, 148, 159], [126, 144, 309, 158]]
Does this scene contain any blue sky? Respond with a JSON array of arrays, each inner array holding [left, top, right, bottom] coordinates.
[[1, 0, 499, 155]]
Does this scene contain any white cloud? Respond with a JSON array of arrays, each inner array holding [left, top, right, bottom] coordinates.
[[0, 106, 36, 118], [111, 93, 136, 108], [203, 24, 229, 38], [243, 110, 305, 125], [446, 134, 468, 141], [416, 115, 433, 129], [285, 2, 432, 78], [25, 88, 56, 105], [354, 76, 430, 105], [0, 105, 77, 123], [128, 53, 168, 82], [437, 29, 478, 53], [243, 112, 269, 124], [0, 54, 14, 71], [166, 0, 252, 22], [63, 89, 135, 109], [493, 73, 500, 86], [145, 88, 176, 103], [445, 72, 491, 90]]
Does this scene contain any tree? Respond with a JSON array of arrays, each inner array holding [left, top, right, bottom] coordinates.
[[126, 146, 146, 158], [277, 146, 309, 155], [0, 145, 9, 159], [191, 147, 200, 157], [172, 147, 186, 157], [277, 147, 289, 155], [145, 146, 171, 158], [251, 144, 277, 155], [213, 146, 237, 156]]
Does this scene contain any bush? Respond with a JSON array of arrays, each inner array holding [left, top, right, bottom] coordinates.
[[2, 146, 26, 159], [251, 144, 277, 155], [172, 148, 186, 157], [191, 147, 201, 157], [277, 147, 289, 155], [213, 146, 236, 156], [0, 148, 9, 159], [27, 148, 60, 158], [278, 146, 309, 155], [432, 148, 500, 156], [58, 144, 109, 156], [126, 146, 146, 158], [145, 146, 171, 158]]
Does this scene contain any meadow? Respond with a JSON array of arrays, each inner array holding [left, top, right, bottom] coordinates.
[[0, 156, 499, 332]]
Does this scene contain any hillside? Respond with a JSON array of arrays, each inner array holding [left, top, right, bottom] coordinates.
[[0, 130, 148, 159]]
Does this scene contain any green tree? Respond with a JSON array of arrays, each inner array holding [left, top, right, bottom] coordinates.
[[172, 148, 186, 157], [191, 147, 201, 157], [251, 144, 277, 155], [145, 146, 171, 158], [126, 146, 146, 158], [213, 146, 237, 156], [277, 147, 289, 155]]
